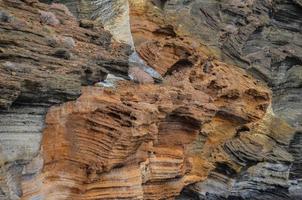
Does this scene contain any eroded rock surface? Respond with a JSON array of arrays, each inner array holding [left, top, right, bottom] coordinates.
[[0, 0, 300, 200], [128, 2, 301, 198], [0, 0, 130, 199], [148, 0, 302, 130], [23, 54, 272, 199]]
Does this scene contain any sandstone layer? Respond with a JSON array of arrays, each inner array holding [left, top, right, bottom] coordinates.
[[147, 0, 302, 130], [0, 0, 300, 200], [0, 0, 130, 199], [23, 52, 273, 199], [128, 1, 301, 198]]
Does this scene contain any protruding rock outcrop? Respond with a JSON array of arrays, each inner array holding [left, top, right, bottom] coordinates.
[[23, 52, 272, 199], [0, 0, 130, 199], [0, 0, 299, 200], [143, 0, 302, 131], [128, 1, 299, 199], [0, 0, 131, 109]]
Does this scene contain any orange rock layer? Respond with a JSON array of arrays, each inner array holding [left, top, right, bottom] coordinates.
[[22, 1, 274, 200], [22, 53, 271, 199], [1, 1, 296, 200]]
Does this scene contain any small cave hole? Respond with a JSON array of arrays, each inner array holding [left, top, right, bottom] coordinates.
[[164, 59, 193, 76], [214, 162, 237, 178], [153, 25, 177, 37], [235, 125, 250, 137]]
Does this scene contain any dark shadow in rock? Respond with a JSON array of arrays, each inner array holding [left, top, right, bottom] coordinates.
[[164, 59, 193, 77]]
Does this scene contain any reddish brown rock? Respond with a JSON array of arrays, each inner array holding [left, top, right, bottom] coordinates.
[[0, 0, 130, 109], [1, 1, 295, 200], [128, 66, 154, 84], [127, 2, 296, 199], [22, 52, 271, 199], [0, 1, 130, 199]]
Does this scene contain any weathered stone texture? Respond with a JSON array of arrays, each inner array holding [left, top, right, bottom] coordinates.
[[0, 0, 130, 199], [0, 0, 300, 199], [23, 55, 271, 199]]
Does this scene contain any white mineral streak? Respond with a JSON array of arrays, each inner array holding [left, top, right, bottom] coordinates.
[[95, 74, 125, 88], [129, 52, 163, 80], [91, 0, 163, 82]]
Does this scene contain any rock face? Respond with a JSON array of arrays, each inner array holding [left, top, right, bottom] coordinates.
[[23, 54, 272, 199], [0, 0, 130, 199], [0, 0, 131, 109], [128, 2, 302, 198], [150, 0, 302, 130], [40, 0, 135, 47], [0, 0, 301, 200]]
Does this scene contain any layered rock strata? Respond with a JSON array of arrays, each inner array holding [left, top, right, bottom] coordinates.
[[148, 0, 302, 130], [0, 0, 130, 199], [0, 0, 300, 200], [128, 1, 301, 198], [23, 54, 272, 199]]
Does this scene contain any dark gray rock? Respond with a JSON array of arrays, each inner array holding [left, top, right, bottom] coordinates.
[[162, 0, 302, 130], [156, 2, 302, 197]]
